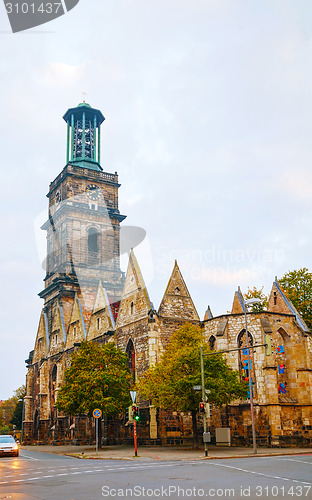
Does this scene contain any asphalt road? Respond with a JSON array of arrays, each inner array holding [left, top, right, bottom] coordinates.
[[0, 450, 311, 499]]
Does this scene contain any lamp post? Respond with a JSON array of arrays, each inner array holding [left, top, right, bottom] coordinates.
[[242, 295, 261, 455]]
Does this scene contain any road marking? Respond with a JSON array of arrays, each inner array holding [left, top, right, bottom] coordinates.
[[19, 453, 39, 461], [210, 462, 312, 486], [2, 459, 311, 487], [279, 458, 312, 465], [0, 462, 182, 485]]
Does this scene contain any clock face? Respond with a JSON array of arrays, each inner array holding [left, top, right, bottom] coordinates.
[[86, 184, 101, 201], [55, 190, 61, 205]]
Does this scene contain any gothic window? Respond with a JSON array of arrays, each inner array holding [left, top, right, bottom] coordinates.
[[38, 338, 43, 352], [88, 227, 99, 253], [237, 329, 256, 396], [50, 365, 57, 421], [130, 301, 134, 315], [208, 335, 216, 350], [276, 328, 289, 399], [126, 339, 135, 381], [274, 291, 277, 305], [97, 317, 101, 330]]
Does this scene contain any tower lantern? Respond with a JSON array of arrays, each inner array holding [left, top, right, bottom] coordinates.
[[63, 102, 105, 170]]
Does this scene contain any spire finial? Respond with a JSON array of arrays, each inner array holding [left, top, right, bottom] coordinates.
[[82, 91, 87, 103]]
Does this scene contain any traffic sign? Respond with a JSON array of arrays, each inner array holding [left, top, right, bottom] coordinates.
[[193, 386, 211, 394], [130, 391, 137, 403], [93, 408, 102, 419]]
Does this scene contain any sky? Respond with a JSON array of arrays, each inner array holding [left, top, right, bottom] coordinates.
[[0, 0, 311, 400]]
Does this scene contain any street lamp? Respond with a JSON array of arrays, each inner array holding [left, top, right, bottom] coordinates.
[[242, 294, 261, 455]]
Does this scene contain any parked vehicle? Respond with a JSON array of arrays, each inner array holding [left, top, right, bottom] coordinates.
[[0, 435, 19, 457]]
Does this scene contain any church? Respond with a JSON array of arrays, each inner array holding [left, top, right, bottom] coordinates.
[[23, 102, 312, 447]]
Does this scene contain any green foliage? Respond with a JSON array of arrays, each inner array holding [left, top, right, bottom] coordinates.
[[0, 385, 26, 431], [279, 268, 312, 330], [56, 341, 132, 416], [10, 399, 24, 429], [244, 287, 268, 312], [0, 425, 10, 435], [138, 323, 246, 413]]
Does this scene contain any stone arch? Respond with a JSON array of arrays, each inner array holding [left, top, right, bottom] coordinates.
[[278, 327, 290, 341], [208, 335, 216, 350]]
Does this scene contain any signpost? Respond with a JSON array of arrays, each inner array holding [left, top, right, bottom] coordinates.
[[93, 408, 102, 456], [130, 391, 138, 456]]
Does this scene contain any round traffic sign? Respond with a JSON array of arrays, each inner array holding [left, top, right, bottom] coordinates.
[[93, 408, 102, 418]]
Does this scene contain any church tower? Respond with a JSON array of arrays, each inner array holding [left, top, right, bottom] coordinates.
[[40, 102, 126, 323], [23, 102, 126, 442]]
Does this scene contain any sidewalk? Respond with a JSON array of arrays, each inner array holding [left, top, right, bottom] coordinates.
[[21, 444, 312, 461]]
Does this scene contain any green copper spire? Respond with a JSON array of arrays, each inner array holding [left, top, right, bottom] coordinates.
[[63, 102, 105, 171]]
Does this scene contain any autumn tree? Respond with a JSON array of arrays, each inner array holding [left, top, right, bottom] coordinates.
[[244, 287, 268, 312], [56, 342, 132, 417], [279, 268, 312, 330], [137, 323, 246, 448], [0, 385, 26, 433]]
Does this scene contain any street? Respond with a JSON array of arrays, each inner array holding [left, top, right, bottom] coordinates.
[[0, 450, 311, 499]]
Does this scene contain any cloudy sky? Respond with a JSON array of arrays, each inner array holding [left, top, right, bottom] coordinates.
[[0, 0, 311, 399]]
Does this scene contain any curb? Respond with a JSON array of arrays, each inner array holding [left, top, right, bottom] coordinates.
[[40, 449, 312, 461]]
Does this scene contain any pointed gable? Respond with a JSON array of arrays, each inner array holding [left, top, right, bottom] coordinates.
[[204, 305, 213, 321], [158, 261, 199, 321], [115, 249, 152, 329], [268, 280, 309, 333], [66, 294, 87, 348], [231, 287, 245, 314], [87, 282, 115, 340], [33, 311, 49, 363]]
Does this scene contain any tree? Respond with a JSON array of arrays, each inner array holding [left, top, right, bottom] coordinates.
[[137, 323, 246, 448], [56, 341, 132, 417], [244, 287, 268, 312], [0, 385, 26, 431], [279, 268, 312, 330], [10, 385, 26, 430], [10, 400, 24, 429]]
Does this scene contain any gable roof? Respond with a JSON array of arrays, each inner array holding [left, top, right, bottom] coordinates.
[[268, 280, 310, 333], [158, 260, 200, 321], [231, 287, 245, 314], [115, 249, 152, 328]]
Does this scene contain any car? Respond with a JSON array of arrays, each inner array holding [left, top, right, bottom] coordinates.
[[0, 435, 19, 457]]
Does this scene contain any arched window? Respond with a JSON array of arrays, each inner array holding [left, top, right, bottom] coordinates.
[[276, 328, 289, 399], [50, 364, 57, 422], [209, 335, 216, 350], [237, 330, 256, 396], [126, 339, 135, 380], [130, 301, 134, 315], [88, 227, 99, 253]]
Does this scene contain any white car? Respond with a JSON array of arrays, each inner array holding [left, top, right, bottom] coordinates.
[[0, 435, 19, 457]]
